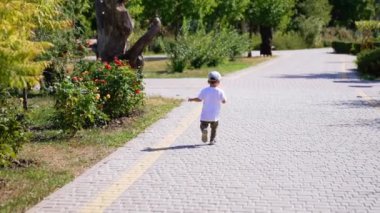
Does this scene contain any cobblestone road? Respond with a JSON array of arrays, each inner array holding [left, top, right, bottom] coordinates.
[[29, 49, 380, 212]]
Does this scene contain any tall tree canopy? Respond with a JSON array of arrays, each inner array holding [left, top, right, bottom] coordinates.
[[247, 0, 295, 55], [205, 0, 250, 27], [292, 0, 332, 46], [141, 0, 217, 33], [329, 0, 376, 27], [0, 0, 57, 89]]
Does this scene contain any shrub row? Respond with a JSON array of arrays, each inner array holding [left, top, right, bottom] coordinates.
[[357, 48, 380, 79], [332, 41, 380, 55], [165, 29, 250, 72]]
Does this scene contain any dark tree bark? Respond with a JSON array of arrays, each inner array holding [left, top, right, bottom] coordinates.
[[95, 0, 161, 69], [259, 26, 273, 56], [247, 21, 253, 58], [22, 88, 28, 111]]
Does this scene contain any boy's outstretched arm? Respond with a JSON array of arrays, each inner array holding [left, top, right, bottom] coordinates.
[[188, 98, 202, 102]]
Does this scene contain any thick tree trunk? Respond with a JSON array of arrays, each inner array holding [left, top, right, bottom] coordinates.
[[95, 0, 133, 62], [259, 26, 273, 56], [95, 0, 161, 69], [247, 21, 253, 58]]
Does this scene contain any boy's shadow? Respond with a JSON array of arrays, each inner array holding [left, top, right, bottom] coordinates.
[[142, 144, 208, 152]]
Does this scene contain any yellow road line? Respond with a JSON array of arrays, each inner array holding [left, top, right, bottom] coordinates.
[[80, 105, 202, 213], [357, 89, 378, 108]]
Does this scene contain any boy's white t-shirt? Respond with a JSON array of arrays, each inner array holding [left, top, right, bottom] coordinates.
[[198, 87, 227, 122]]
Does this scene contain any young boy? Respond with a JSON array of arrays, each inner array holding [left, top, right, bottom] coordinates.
[[188, 71, 227, 145]]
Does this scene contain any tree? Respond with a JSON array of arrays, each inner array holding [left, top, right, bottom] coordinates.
[[0, 0, 56, 109], [140, 0, 217, 35], [329, 0, 376, 27], [292, 0, 332, 46], [206, 0, 250, 28], [95, 0, 161, 68], [247, 0, 295, 56]]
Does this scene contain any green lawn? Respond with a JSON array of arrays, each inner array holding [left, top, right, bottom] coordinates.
[[143, 57, 271, 78], [0, 96, 181, 213]]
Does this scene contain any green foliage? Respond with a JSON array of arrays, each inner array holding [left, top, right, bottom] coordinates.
[[54, 60, 144, 133], [54, 77, 108, 134], [165, 26, 249, 72], [37, 0, 94, 87], [273, 31, 308, 50], [322, 27, 358, 45], [61, 0, 95, 38], [141, 0, 217, 32], [330, 0, 376, 27], [332, 40, 380, 54], [206, 0, 250, 27], [127, 0, 144, 18], [357, 48, 380, 78], [356, 21, 380, 49], [332, 41, 361, 54], [0, 0, 55, 89], [73, 60, 144, 119], [149, 37, 166, 54], [165, 40, 189, 72], [297, 0, 332, 25], [292, 0, 332, 47], [247, 0, 296, 28], [0, 89, 28, 167]]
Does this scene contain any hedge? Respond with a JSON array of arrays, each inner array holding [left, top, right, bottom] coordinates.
[[356, 48, 380, 78], [332, 41, 380, 55]]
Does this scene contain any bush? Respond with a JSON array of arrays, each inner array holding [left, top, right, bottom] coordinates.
[[220, 30, 250, 61], [357, 48, 380, 78], [165, 28, 249, 72], [332, 41, 380, 55], [322, 27, 358, 45], [165, 39, 190, 72], [273, 31, 308, 50], [73, 60, 144, 118], [149, 37, 165, 54], [54, 59, 144, 133], [332, 41, 356, 54], [297, 17, 324, 47], [54, 78, 109, 133], [0, 88, 28, 167]]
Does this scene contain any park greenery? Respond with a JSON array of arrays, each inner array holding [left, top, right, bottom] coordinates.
[[0, 0, 380, 210]]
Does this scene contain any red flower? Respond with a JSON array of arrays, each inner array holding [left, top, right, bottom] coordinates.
[[72, 76, 78, 82], [115, 60, 123, 66], [105, 63, 112, 70], [135, 89, 141, 94], [114, 57, 123, 66]]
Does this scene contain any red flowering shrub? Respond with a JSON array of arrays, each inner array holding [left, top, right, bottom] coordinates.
[[54, 58, 144, 133], [73, 59, 144, 118], [54, 78, 109, 133]]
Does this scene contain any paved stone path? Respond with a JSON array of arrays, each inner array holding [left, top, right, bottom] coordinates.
[[29, 49, 380, 212]]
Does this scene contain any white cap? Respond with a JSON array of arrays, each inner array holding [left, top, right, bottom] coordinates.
[[208, 71, 222, 81]]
